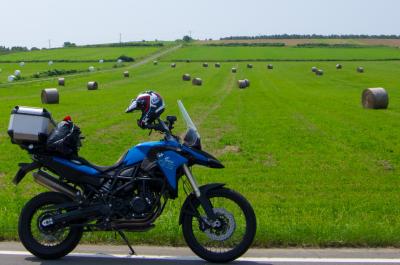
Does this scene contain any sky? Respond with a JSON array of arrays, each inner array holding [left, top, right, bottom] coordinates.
[[1, 0, 400, 48]]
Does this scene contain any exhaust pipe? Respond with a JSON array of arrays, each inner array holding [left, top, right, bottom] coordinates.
[[33, 170, 78, 198]]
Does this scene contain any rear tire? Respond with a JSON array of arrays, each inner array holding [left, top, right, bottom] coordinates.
[[18, 192, 83, 259], [182, 188, 256, 263]]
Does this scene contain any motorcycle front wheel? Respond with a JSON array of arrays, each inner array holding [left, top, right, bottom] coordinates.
[[181, 187, 256, 263]]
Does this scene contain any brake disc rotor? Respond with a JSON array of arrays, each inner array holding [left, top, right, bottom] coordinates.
[[204, 208, 236, 241]]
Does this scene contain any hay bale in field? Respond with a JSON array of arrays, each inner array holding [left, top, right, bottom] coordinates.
[[357, 66, 364, 73], [171, 63, 176, 68], [203, 63, 208, 67], [336, 64, 342, 69], [231, 67, 237, 73], [153, 60, 158, 65], [362, 88, 388, 109], [8, 75, 15, 82], [87, 81, 98, 90], [192, 77, 202, 86], [267, 64, 273, 69], [215, 63, 221, 68], [41, 88, 59, 104], [99, 59, 104, 63], [14, 70, 21, 76], [58, 77, 65, 86], [311, 66, 317, 73], [117, 59, 123, 64], [182, 74, 191, 81], [247, 64, 253, 69], [123, 71, 130, 77], [316, 69, 324, 76], [238, 79, 249, 89], [19, 62, 25, 67], [88, 66, 95, 72], [48, 61, 53, 66]]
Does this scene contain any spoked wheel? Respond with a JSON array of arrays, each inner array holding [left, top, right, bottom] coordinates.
[[18, 192, 83, 259], [182, 188, 256, 263]]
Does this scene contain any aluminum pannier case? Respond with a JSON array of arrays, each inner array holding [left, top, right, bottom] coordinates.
[[8, 106, 56, 144]]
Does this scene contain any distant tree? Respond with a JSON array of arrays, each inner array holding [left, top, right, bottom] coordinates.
[[117, 55, 134, 62], [11, 46, 28, 51], [31, 47, 39, 51], [183, 35, 193, 42], [63, 41, 77, 48]]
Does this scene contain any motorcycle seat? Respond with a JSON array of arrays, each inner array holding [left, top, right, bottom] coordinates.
[[75, 151, 128, 173]]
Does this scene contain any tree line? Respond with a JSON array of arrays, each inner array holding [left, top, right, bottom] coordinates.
[[220, 34, 400, 40]]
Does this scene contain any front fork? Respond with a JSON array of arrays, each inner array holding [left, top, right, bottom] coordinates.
[[182, 164, 218, 221]]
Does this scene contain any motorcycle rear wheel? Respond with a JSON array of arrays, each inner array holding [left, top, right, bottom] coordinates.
[[182, 188, 256, 263], [18, 192, 83, 259]]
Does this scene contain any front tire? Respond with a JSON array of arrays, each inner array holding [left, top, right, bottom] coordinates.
[[18, 192, 83, 259], [182, 188, 256, 263]]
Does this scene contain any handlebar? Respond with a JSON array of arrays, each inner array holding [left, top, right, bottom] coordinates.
[[146, 118, 178, 142]]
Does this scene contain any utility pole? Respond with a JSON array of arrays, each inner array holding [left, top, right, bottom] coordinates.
[[48, 39, 51, 49], [189, 31, 192, 38], [119, 33, 122, 44]]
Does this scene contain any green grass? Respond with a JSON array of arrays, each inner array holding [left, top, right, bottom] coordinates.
[[0, 47, 399, 247], [163, 45, 400, 61], [0, 46, 161, 62]]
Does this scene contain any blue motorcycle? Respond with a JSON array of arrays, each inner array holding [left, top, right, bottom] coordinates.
[[9, 93, 256, 263]]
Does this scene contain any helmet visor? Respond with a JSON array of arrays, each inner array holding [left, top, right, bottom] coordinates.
[[125, 99, 138, 113]]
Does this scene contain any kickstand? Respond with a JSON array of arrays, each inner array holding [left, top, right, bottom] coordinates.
[[117, 230, 136, 255]]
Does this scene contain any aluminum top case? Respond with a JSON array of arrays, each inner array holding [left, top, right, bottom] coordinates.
[[8, 106, 56, 144]]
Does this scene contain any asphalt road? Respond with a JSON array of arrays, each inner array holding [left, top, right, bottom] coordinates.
[[1, 242, 400, 265]]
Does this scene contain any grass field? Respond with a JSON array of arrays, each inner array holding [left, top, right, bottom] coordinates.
[[163, 45, 400, 61], [0, 62, 118, 83], [0, 46, 162, 62], [0, 45, 399, 247]]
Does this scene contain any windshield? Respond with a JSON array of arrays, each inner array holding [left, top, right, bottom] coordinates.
[[177, 100, 201, 149]]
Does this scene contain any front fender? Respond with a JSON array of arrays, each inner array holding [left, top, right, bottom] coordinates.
[[179, 183, 225, 225]]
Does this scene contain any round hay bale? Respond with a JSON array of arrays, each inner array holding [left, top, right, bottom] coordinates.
[[19, 62, 25, 67], [14, 70, 21, 76], [238, 80, 248, 89], [311, 66, 317, 73], [267, 64, 273, 69], [192, 77, 202, 86], [316, 69, 324, 76], [357, 66, 364, 73], [153, 60, 158, 65], [203, 63, 208, 68], [58, 77, 65, 86], [244, 79, 250, 87], [123, 71, 130, 78], [247, 64, 253, 69], [171, 63, 176, 68], [336, 64, 342, 69], [99, 59, 104, 63], [117, 59, 123, 64], [231, 67, 237, 73], [88, 66, 95, 72], [87, 81, 98, 90], [362, 88, 388, 109], [215, 63, 221, 68], [182, 74, 191, 81], [48, 61, 53, 66], [41, 88, 59, 104], [8, 75, 15, 82]]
